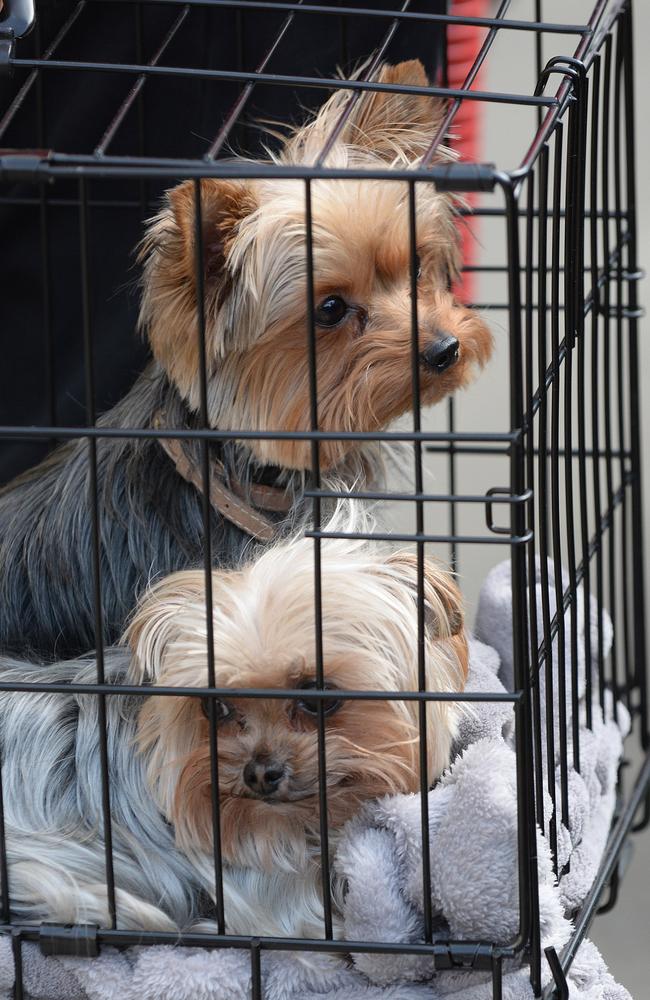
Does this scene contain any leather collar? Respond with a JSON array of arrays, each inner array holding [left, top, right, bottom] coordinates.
[[152, 412, 292, 542]]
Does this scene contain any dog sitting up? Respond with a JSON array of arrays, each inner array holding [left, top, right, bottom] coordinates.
[[0, 59, 491, 661]]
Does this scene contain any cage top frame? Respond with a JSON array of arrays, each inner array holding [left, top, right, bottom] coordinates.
[[0, 0, 625, 189]]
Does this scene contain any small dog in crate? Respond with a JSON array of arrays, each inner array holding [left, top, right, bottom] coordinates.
[[0, 59, 491, 661], [0, 525, 467, 936]]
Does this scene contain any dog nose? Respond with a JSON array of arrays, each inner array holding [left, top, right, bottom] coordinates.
[[243, 757, 286, 796], [421, 335, 460, 373]]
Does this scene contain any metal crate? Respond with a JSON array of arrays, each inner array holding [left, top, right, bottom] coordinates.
[[0, 2, 647, 998]]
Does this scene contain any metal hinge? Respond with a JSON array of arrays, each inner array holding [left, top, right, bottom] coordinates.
[[0, 149, 52, 181], [433, 942, 495, 972], [433, 163, 497, 193], [39, 923, 100, 959]]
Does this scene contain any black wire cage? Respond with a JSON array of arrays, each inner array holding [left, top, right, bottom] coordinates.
[[0, 1, 648, 999]]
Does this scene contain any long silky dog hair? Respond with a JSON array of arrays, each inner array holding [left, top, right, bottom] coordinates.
[[0, 525, 467, 938], [0, 60, 490, 661]]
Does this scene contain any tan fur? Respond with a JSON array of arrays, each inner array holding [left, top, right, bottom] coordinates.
[[169, 689, 419, 870], [138, 60, 493, 471], [125, 528, 468, 871]]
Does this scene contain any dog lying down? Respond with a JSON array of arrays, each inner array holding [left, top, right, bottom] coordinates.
[[0, 527, 467, 939]]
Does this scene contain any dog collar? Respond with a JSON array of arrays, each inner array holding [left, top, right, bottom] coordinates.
[[152, 412, 291, 542]]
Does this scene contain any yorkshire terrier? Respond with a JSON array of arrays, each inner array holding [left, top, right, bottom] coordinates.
[[0, 528, 467, 937], [0, 59, 491, 660]]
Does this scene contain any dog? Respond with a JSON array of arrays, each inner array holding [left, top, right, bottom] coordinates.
[[0, 526, 467, 937], [0, 59, 491, 661]]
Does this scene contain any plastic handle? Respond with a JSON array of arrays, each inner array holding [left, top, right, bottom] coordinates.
[[0, 0, 35, 38]]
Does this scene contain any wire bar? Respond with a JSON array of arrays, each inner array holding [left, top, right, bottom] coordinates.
[[408, 180, 433, 945], [535, 146, 551, 839], [304, 178, 333, 940], [79, 0, 592, 34], [0, 3, 645, 997], [613, 18, 633, 719], [524, 234, 632, 428], [0, 681, 521, 702], [7, 59, 555, 107], [546, 749, 650, 997], [420, 0, 512, 166], [94, 5, 191, 155], [304, 489, 529, 504], [0, 747, 9, 923], [503, 169, 541, 990], [0, 1, 86, 141], [78, 177, 118, 929], [535, 483, 630, 670], [523, 166, 544, 841], [518, 0, 612, 173], [1, 921, 533, 958], [305, 530, 532, 546], [621, 2, 649, 749], [204, 0, 302, 160], [0, 425, 520, 443], [192, 179, 226, 934], [314, 0, 410, 165]]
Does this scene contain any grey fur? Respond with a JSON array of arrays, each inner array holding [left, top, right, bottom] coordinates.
[[0, 363, 345, 662], [0, 650, 341, 938], [0, 649, 214, 930]]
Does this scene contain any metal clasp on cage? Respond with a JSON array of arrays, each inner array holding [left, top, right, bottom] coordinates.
[[618, 269, 645, 282], [39, 923, 100, 958], [0, 32, 13, 70], [599, 304, 646, 320], [433, 163, 497, 193], [0, 148, 52, 181], [601, 265, 646, 319], [485, 486, 532, 537], [0, 0, 35, 70], [534, 55, 586, 99], [433, 942, 494, 972]]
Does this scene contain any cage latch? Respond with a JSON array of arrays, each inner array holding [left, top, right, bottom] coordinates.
[[0, 30, 14, 72], [433, 942, 494, 972], [39, 923, 100, 958], [0, 0, 35, 53], [485, 486, 513, 536], [1, 0, 37, 70], [544, 946, 569, 1000], [0, 149, 52, 181], [433, 163, 496, 193]]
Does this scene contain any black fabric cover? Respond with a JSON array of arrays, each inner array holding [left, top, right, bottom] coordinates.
[[0, 0, 446, 483]]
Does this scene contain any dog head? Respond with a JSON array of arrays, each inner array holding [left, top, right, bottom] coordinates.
[[126, 532, 468, 873], [139, 60, 492, 471]]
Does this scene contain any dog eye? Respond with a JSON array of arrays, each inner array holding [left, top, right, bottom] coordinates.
[[200, 697, 234, 723], [414, 255, 422, 280], [314, 295, 348, 328], [296, 681, 342, 717]]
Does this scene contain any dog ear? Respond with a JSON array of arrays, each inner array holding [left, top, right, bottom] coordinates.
[[124, 570, 212, 684], [384, 549, 469, 689], [166, 178, 256, 287], [138, 179, 256, 398], [284, 60, 447, 165], [385, 551, 465, 639], [342, 60, 447, 163]]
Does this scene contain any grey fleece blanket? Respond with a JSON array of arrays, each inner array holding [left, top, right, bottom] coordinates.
[[0, 560, 632, 999]]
